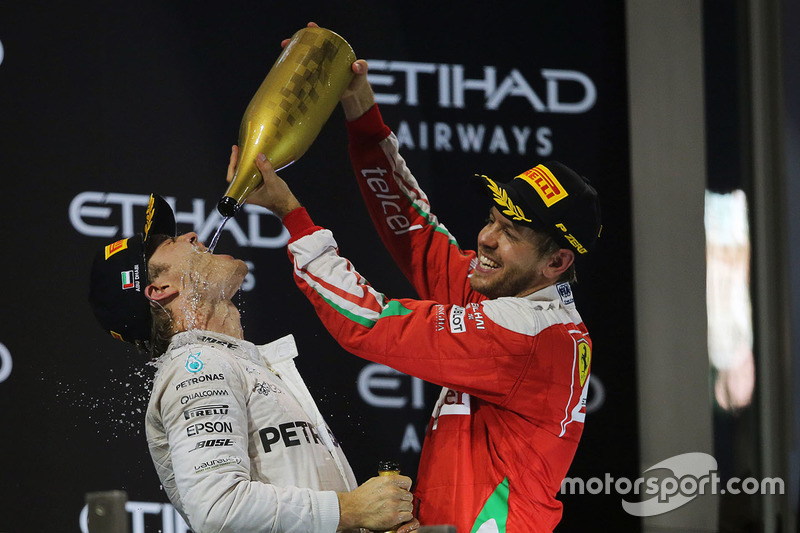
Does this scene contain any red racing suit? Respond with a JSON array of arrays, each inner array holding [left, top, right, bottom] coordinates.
[[284, 105, 592, 532]]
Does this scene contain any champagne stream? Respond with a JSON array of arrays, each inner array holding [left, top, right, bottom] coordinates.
[[207, 216, 231, 253]]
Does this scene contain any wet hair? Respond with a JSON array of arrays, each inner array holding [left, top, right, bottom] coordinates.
[[146, 240, 175, 358], [149, 304, 175, 358]]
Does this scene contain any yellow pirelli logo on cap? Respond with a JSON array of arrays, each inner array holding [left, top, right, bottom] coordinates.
[[104, 238, 129, 260], [516, 164, 568, 207]]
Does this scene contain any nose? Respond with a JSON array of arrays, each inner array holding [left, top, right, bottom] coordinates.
[[178, 232, 205, 248], [477, 224, 498, 249]]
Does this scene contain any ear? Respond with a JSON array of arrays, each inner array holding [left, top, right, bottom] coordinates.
[[542, 249, 575, 281], [145, 282, 178, 304]]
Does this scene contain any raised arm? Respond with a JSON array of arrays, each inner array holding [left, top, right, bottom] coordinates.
[[244, 157, 548, 406], [341, 59, 376, 121]]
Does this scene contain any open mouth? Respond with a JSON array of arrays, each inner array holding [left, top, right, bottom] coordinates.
[[478, 254, 501, 272]]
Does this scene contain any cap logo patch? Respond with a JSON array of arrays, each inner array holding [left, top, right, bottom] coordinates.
[[555, 223, 588, 254], [144, 195, 156, 238], [105, 238, 129, 260], [483, 177, 531, 223], [121, 270, 135, 290], [517, 165, 569, 207]]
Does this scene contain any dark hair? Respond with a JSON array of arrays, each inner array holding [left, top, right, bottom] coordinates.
[[535, 232, 577, 284], [146, 250, 175, 358], [149, 305, 175, 358]]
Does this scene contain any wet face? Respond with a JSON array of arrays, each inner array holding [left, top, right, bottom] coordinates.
[[147, 232, 248, 300], [469, 207, 551, 299]]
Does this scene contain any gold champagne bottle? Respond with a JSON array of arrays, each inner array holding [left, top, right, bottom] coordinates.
[[217, 27, 356, 217], [378, 460, 402, 533]]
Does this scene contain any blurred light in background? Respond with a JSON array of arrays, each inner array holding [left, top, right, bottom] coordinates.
[[705, 189, 755, 411]]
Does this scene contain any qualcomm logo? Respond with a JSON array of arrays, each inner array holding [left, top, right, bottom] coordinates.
[[69, 192, 288, 250], [0, 342, 11, 384]]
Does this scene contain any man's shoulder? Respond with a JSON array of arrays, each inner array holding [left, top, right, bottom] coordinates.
[[480, 290, 582, 336], [151, 340, 242, 392]]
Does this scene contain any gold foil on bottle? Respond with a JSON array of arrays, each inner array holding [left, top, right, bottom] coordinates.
[[218, 27, 356, 216]]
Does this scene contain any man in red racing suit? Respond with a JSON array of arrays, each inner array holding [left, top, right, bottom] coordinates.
[[236, 56, 602, 532]]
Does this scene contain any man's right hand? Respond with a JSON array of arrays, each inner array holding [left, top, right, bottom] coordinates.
[[337, 475, 417, 532], [340, 59, 375, 122]]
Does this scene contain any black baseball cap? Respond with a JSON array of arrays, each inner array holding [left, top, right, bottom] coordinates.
[[88, 194, 176, 348], [474, 161, 602, 255]]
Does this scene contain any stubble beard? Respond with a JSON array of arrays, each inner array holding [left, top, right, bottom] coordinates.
[[469, 266, 539, 300]]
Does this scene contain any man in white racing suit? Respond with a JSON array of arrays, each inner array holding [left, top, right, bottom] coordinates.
[[88, 194, 417, 533]]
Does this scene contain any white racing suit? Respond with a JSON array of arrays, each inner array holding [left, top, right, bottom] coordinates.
[[145, 330, 357, 532]]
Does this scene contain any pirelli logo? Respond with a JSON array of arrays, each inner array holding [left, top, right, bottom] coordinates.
[[517, 165, 568, 207], [104, 238, 129, 260]]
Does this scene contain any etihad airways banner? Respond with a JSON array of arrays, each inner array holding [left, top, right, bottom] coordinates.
[[0, 2, 636, 531]]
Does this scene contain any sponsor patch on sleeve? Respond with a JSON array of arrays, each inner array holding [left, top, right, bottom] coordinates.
[[449, 306, 466, 333], [185, 352, 204, 373], [556, 282, 574, 305], [105, 238, 129, 260]]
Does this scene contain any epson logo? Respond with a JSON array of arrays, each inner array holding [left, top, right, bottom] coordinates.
[[69, 192, 289, 249], [368, 60, 596, 113], [187, 421, 233, 437], [184, 404, 230, 420]]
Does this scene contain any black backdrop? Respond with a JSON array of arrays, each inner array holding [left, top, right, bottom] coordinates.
[[0, 1, 638, 531]]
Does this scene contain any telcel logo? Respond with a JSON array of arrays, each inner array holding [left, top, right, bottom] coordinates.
[[69, 192, 288, 249]]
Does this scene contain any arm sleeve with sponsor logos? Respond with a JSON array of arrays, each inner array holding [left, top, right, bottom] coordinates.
[[284, 209, 586, 411], [346, 105, 479, 305], [151, 344, 341, 533]]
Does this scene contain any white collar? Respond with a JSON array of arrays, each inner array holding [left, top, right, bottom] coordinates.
[[518, 282, 575, 308], [257, 334, 299, 365], [168, 330, 298, 365]]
